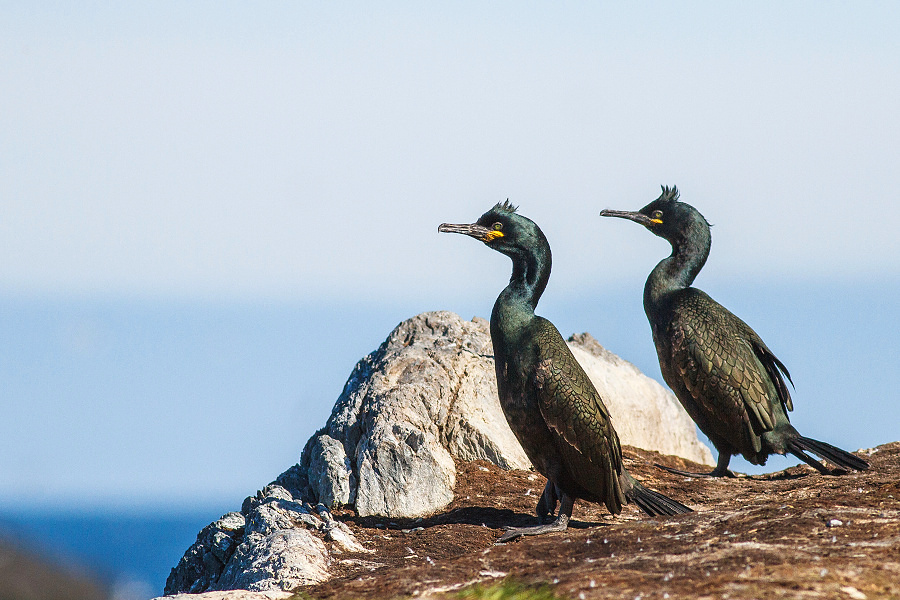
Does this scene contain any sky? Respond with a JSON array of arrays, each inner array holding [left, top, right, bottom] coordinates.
[[1, 3, 899, 511]]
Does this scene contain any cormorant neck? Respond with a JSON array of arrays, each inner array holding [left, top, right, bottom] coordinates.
[[492, 244, 551, 333], [644, 218, 710, 310], [503, 247, 550, 310]]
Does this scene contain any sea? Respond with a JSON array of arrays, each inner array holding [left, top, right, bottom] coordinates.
[[0, 507, 229, 599]]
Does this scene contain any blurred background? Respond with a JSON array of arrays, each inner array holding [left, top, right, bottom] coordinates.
[[1, 3, 898, 598]]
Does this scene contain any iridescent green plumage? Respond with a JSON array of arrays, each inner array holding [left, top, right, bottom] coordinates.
[[601, 187, 869, 476], [440, 203, 691, 541]]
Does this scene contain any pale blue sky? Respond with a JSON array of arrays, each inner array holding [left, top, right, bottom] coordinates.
[[2, 2, 898, 300], [1, 3, 898, 509]]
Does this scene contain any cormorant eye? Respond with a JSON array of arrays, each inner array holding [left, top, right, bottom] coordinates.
[[492, 222, 503, 231], [651, 210, 663, 221]]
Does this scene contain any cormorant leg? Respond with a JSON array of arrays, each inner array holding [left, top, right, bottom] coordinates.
[[654, 451, 737, 478], [497, 493, 574, 543], [535, 481, 559, 523]]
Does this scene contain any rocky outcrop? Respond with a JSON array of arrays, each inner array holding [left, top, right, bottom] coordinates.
[[163, 311, 713, 596], [158, 592, 292, 600], [298, 312, 532, 520], [299, 312, 711, 519], [164, 485, 368, 595]]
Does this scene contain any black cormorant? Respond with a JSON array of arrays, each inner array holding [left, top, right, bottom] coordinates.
[[600, 186, 870, 477], [440, 201, 692, 542]]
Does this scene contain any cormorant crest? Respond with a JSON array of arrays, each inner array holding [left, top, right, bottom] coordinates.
[[492, 198, 518, 214], [657, 185, 713, 227], [658, 185, 680, 203]]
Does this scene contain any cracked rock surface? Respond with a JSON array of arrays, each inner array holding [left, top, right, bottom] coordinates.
[[163, 485, 367, 595]]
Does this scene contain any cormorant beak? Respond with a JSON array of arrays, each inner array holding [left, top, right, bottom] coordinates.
[[438, 222, 503, 243], [599, 209, 659, 227]]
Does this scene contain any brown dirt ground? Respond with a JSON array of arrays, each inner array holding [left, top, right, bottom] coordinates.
[[301, 443, 899, 600]]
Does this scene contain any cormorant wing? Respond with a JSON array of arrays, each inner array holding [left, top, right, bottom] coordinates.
[[667, 289, 783, 451], [530, 317, 626, 512], [741, 326, 794, 413]]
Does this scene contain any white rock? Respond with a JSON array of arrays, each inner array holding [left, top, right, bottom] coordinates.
[[322, 517, 372, 554], [216, 529, 330, 591], [165, 489, 366, 595], [152, 591, 293, 600], [306, 434, 355, 507], [354, 421, 456, 518], [840, 586, 868, 600], [302, 311, 531, 518]]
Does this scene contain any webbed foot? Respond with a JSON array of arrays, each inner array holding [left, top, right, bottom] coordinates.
[[498, 491, 573, 543], [497, 516, 569, 543], [654, 463, 737, 478], [655, 452, 736, 478]]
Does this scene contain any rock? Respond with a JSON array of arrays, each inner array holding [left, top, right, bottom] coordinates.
[[306, 434, 355, 507], [166, 310, 714, 595], [285, 442, 900, 600], [165, 486, 359, 595], [216, 530, 329, 591], [165, 512, 247, 594], [154, 592, 293, 600], [300, 311, 532, 519], [302, 311, 712, 518]]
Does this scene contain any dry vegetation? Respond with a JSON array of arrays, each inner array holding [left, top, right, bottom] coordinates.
[[298, 443, 899, 600]]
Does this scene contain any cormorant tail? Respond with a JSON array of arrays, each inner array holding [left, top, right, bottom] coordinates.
[[786, 436, 869, 473], [625, 480, 692, 516]]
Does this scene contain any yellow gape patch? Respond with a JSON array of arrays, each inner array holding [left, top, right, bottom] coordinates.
[[482, 230, 505, 242], [649, 218, 663, 225]]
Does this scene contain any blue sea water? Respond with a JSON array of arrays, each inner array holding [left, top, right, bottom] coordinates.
[[0, 281, 896, 599], [0, 508, 229, 599]]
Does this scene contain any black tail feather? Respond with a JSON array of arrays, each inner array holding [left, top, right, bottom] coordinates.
[[787, 436, 869, 473], [626, 481, 693, 517], [785, 441, 831, 474]]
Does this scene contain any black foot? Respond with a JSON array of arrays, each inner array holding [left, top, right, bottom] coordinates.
[[654, 463, 737, 478], [498, 491, 574, 543], [496, 518, 569, 543]]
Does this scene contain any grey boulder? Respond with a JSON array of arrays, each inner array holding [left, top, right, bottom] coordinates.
[[155, 592, 293, 600], [163, 485, 367, 596], [300, 312, 531, 519], [300, 311, 712, 519]]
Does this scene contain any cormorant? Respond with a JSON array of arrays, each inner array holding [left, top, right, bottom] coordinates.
[[600, 186, 870, 477], [439, 201, 692, 542]]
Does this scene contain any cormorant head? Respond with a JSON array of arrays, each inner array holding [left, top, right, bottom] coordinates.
[[438, 200, 549, 262], [599, 185, 710, 244]]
